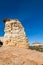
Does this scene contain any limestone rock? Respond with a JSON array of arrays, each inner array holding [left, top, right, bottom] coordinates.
[[32, 42, 43, 46], [0, 37, 4, 42], [3, 19, 29, 48]]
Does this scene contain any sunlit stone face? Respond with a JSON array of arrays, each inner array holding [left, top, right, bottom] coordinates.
[[4, 20, 23, 34], [3, 19, 29, 48]]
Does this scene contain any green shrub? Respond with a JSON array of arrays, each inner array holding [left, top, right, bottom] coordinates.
[[29, 45, 43, 52]]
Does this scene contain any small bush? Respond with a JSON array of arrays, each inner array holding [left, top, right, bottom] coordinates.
[[29, 45, 43, 52]]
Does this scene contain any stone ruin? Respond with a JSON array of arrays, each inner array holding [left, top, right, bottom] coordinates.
[[0, 18, 29, 48]]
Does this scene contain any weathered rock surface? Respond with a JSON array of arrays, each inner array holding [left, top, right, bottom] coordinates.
[[32, 42, 43, 46], [0, 19, 29, 48], [0, 46, 43, 65]]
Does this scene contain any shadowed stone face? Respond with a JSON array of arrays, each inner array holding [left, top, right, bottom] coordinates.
[[3, 18, 11, 22], [0, 41, 3, 47]]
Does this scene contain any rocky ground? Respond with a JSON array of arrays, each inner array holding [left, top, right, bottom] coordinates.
[[0, 46, 43, 65]]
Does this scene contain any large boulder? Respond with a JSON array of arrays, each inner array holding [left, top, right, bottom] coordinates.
[[3, 19, 29, 48]]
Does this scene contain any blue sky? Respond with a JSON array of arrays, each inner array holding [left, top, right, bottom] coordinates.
[[0, 0, 43, 45]]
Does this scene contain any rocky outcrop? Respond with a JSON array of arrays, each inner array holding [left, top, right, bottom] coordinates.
[[32, 42, 43, 46], [0, 37, 4, 42], [2, 19, 29, 48]]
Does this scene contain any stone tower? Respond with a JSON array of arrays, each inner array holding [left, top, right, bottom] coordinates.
[[3, 18, 29, 48]]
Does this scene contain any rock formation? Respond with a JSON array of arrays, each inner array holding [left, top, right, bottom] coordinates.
[[32, 42, 43, 46], [2, 18, 29, 48]]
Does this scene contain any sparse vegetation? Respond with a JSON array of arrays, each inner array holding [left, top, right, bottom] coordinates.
[[29, 45, 43, 52]]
